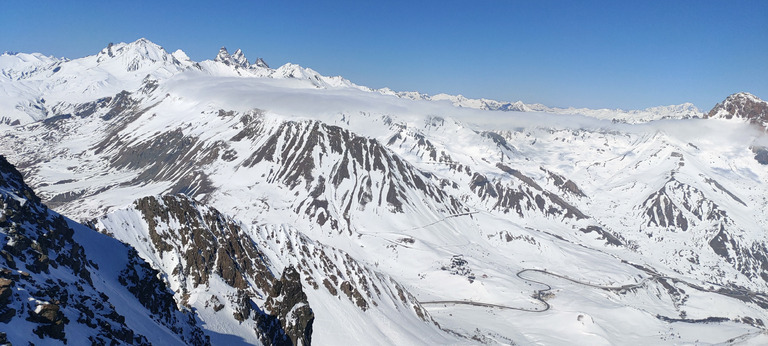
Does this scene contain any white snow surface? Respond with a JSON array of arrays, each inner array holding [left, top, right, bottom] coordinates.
[[2, 38, 768, 345]]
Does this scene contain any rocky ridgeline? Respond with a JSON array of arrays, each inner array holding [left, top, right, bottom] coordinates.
[[239, 119, 465, 233], [706, 93, 768, 164], [94, 192, 440, 344], [92, 194, 316, 345], [0, 155, 208, 344], [259, 265, 315, 346]]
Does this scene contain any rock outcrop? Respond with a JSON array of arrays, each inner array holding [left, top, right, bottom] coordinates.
[[258, 265, 315, 346], [0, 155, 209, 345], [707, 92, 768, 130]]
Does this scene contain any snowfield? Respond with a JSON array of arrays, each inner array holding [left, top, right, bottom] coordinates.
[[1, 38, 768, 345]]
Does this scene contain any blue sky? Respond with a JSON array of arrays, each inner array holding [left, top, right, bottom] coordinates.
[[2, 0, 766, 110]]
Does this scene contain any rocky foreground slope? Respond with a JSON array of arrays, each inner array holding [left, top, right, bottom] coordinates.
[[0, 155, 210, 345]]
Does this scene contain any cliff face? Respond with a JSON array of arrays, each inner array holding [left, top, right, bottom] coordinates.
[[259, 265, 315, 346], [0, 155, 209, 345], [92, 194, 316, 344]]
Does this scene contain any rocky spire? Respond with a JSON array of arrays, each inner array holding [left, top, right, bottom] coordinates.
[[231, 49, 250, 68], [214, 47, 231, 64], [215, 47, 252, 68], [255, 57, 270, 69]]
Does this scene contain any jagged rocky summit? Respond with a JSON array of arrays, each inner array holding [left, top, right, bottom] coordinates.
[[707, 92, 768, 131]]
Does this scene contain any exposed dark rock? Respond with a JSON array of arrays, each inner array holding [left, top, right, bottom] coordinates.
[[642, 179, 727, 232], [0, 308, 15, 323], [0, 277, 12, 302], [28, 303, 67, 340], [497, 163, 542, 191], [706, 92, 768, 130], [709, 226, 735, 261], [0, 155, 209, 344], [751, 146, 768, 165], [579, 226, 623, 246], [703, 178, 747, 206], [233, 290, 253, 322], [118, 247, 209, 346], [481, 131, 513, 151], [709, 224, 768, 284], [470, 171, 587, 220], [340, 280, 369, 310], [102, 90, 136, 121], [230, 109, 266, 142], [261, 265, 314, 346], [255, 58, 270, 69], [441, 255, 475, 283], [655, 315, 729, 324], [540, 167, 586, 197], [101, 128, 219, 197], [242, 120, 463, 230], [131, 195, 274, 293], [641, 178, 768, 282], [42, 114, 72, 125]]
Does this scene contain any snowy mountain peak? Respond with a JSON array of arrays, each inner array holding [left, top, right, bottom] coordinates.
[[0, 52, 61, 80], [255, 57, 270, 68], [215, 46, 230, 63], [97, 38, 165, 61], [231, 48, 250, 68], [95, 38, 179, 72], [172, 49, 191, 62], [707, 92, 768, 130], [214, 46, 250, 68]]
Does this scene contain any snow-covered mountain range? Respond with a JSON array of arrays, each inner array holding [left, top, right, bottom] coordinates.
[[1, 38, 767, 344]]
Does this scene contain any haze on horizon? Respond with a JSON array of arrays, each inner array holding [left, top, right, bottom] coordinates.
[[1, 0, 766, 110]]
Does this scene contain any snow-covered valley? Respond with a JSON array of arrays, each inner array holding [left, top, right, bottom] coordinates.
[[1, 38, 767, 345]]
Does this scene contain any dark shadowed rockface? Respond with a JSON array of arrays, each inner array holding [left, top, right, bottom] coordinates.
[[0, 155, 209, 345], [260, 265, 315, 346], [91, 194, 319, 345]]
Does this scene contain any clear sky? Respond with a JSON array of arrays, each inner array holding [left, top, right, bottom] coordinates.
[[1, 0, 766, 110]]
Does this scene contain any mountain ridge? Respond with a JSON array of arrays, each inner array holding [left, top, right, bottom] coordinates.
[[4, 38, 760, 127], [1, 38, 768, 344], [0, 155, 210, 345]]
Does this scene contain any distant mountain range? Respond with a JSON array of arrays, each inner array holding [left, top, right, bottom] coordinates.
[[1, 38, 767, 345]]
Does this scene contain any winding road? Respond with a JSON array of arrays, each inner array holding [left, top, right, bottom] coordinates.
[[421, 265, 768, 326], [422, 268, 679, 313], [419, 269, 558, 312], [420, 268, 657, 312]]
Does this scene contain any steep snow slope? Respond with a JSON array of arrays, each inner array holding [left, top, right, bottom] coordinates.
[[2, 39, 768, 344], [0, 39, 195, 124], [91, 194, 450, 345]]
